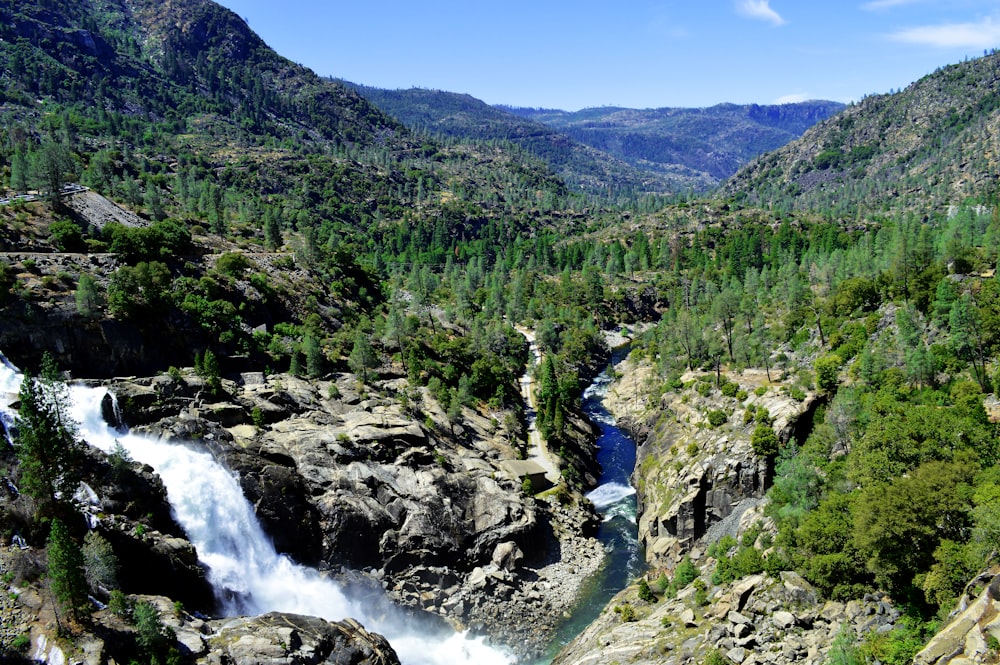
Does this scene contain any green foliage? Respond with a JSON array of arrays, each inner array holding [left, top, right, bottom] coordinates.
[[108, 590, 132, 618], [348, 331, 378, 383], [104, 221, 192, 264], [194, 349, 222, 395], [214, 252, 253, 278], [814, 353, 843, 395], [706, 409, 728, 427], [49, 219, 85, 252], [751, 422, 779, 457], [75, 273, 103, 317], [672, 555, 699, 588], [713, 542, 766, 585], [14, 354, 82, 511], [132, 600, 181, 665], [47, 518, 90, 620], [82, 530, 119, 595], [637, 578, 657, 603], [853, 459, 975, 604], [107, 261, 171, 319], [830, 277, 880, 316], [858, 616, 931, 665], [703, 649, 728, 665], [613, 603, 637, 622], [826, 625, 863, 665]]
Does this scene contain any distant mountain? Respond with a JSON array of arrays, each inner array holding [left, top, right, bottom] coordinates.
[[345, 87, 841, 197], [0, 0, 579, 260], [342, 84, 694, 197], [507, 101, 845, 187], [723, 51, 1000, 216]]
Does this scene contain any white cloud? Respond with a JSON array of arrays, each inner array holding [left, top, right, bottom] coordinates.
[[888, 17, 1000, 48], [736, 0, 786, 26], [862, 0, 922, 10], [774, 93, 809, 104]]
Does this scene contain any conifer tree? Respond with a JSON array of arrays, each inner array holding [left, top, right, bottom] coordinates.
[[14, 354, 82, 513], [47, 518, 89, 621]]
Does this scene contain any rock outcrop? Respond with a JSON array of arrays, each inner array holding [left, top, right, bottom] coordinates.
[[199, 612, 400, 665], [914, 569, 1000, 665], [104, 366, 603, 659], [603, 360, 815, 569], [553, 571, 901, 665]]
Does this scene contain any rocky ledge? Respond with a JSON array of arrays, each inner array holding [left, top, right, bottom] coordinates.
[[602, 360, 816, 570], [104, 366, 604, 659], [553, 571, 902, 665]]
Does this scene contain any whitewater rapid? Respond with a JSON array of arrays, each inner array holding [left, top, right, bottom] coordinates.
[[0, 355, 512, 665]]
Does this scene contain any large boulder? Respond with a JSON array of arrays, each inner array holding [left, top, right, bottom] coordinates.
[[201, 613, 400, 665]]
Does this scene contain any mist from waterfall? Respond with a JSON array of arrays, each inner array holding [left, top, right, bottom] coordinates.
[[0, 355, 512, 665]]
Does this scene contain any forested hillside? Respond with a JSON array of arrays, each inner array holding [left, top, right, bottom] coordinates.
[[2, 0, 1000, 664], [343, 84, 694, 199], [509, 101, 844, 189], [725, 50, 1000, 217]]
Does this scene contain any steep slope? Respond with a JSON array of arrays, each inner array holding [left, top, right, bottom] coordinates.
[[724, 50, 1000, 216], [509, 101, 845, 188], [344, 84, 699, 196], [0, 0, 578, 263]]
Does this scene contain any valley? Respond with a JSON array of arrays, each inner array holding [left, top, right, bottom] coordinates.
[[2, 1, 1000, 665]]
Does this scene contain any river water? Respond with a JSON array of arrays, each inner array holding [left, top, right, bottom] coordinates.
[[1, 352, 641, 665], [0, 354, 513, 665], [532, 362, 644, 663]]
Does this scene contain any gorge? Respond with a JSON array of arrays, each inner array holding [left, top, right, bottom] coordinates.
[[0, 353, 514, 664]]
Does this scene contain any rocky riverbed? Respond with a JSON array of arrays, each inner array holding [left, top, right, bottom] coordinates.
[[101, 365, 604, 659]]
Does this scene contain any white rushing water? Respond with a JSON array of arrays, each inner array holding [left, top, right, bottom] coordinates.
[[0, 355, 512, 665]]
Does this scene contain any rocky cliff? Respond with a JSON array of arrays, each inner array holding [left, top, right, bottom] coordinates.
[[102, 364, 603, 658], [602, 359, 815, 570], [552, 570, 903, 665]]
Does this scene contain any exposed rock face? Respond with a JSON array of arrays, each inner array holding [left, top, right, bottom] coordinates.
[[106, 367, 603, 659], [914, 569, 1000, 665], [200, 613, 400, 665], [553, 571, 901, 665], [603, 361, 815, 569]]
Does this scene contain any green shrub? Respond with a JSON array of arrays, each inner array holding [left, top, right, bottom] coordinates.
[[10, 633, 30, 653], [637, 578, 657, 603], [614, 603, 637, 622], [215, 252, 254, 278], [721, 382, 739, 398], [703, 649, 728, 665], [751, 423, 779, 457], [673, 556, 699, 588], [707, 409, 728, 427]]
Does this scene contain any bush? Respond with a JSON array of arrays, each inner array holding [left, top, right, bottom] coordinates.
[[751, 423, 779, 457], [637, 578, 657, 603], [49, 219, 85, 251], [815, 353, 844, 395], [673, 556, 699, 588], [707, 409, 728, 427], [721, 382, 739, 398], [215, 252, 253, 278], [614, 603, 637, 622]]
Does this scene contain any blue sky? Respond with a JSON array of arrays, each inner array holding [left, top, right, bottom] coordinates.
[[216, 0, 1000, 110]]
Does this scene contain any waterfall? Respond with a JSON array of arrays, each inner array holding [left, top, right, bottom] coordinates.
[[0, 358, 512, 665]]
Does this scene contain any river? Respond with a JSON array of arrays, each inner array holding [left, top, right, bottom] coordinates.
[[0, 354, 513, 665], [532, 359, 644, 664], [1, 350, 641, 665]]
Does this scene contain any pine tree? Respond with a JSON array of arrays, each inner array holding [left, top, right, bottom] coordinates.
[[14, 354, 82, 513], [47, 518, 89, 621]]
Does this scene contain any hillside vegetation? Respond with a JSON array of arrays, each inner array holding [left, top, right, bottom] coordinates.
[[510, 101, 844, 188], [725, 50, 1000, 217], [2, 0, 1000, 664]]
